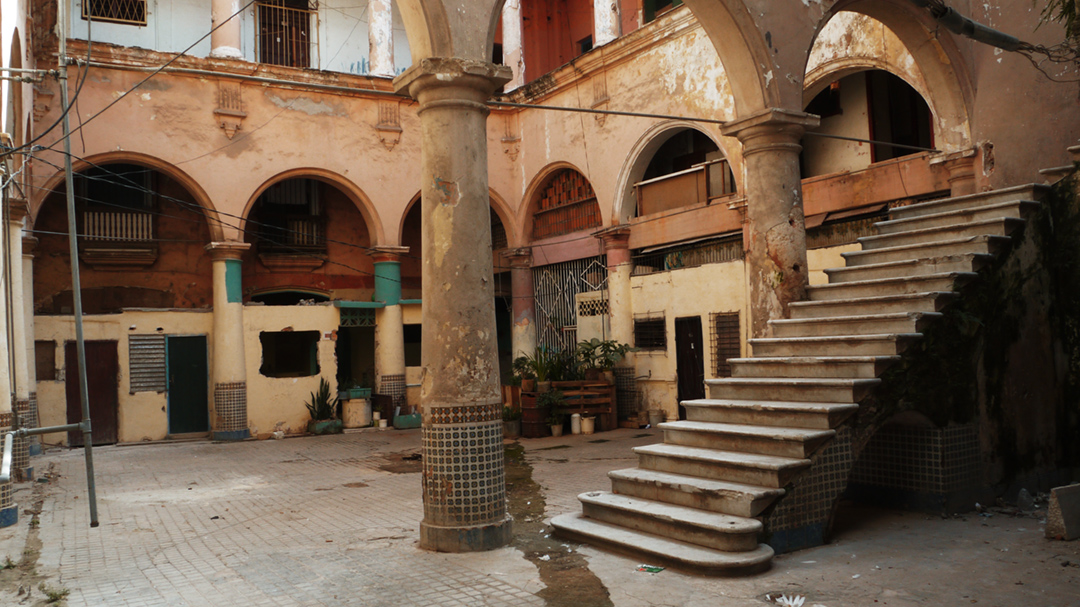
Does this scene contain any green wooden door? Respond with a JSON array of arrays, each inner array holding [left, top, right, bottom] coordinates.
[[167, 336, 209, 434]]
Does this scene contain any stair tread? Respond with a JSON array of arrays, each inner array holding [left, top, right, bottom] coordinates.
[[748, 333, 922, 344], [789, 291, 959, 308], [683, 398, 859, 412], [889, 184, 1046, 216], [808, 271, 977, 290], [729, 355, 901, 363], [875, 200, 1037, 230], [634, 443, 811, 470], [824, 254, 989, 274], [842, 234, 1009, 259], [550, 513, 775, 571], [608, 467, 786, 499], [858, 217, 1023, 244], [659, 420, 835, 442], [770, 312, 940, 325], [578, 491, 763, 533]]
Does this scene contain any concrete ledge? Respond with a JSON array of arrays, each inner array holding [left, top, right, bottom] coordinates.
[[0, 504, 17, 528], [419, 517, 513, 552], [1047, 483, 1080, 540], [212, 429, 251, 441]]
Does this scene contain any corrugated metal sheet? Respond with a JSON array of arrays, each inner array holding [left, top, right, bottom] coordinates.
[[129, 335, 166, 393]]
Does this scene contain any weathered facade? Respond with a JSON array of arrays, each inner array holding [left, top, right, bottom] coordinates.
[[2, 0, 1078, 560]]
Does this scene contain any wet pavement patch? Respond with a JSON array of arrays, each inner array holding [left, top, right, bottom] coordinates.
[[535, 445, 572, 451], [378, 451, 423, 474], [505, 442, 613, 607]]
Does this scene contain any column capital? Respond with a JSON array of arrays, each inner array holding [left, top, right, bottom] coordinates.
[[594, 225, 631, 251], [394, 58, 512, 105], [22, 236, 38, 256], [721, 108, 820, 157], [205, 241, 251, 261], [372, 245, 410, 264], [502, 247, 532, 268], [6, 199, 28, 223]]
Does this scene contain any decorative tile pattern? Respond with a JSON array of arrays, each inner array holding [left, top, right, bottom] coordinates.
[[381, 374, 407, 409], [12, 399, 31, 480], [767, 427, 854, 532], [428, 403, 501, 425], [0, 480, 10, 510], [214, 381, 248, 433], [27, 392, 40, 450], [850, 423, 981, 494], [422, 420, 506, 527]]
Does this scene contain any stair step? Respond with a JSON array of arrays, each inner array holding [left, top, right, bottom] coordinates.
[[681, 398, 858, 430], [634, 443, 811, 487], [608, 468, 785, 517], [659, 421, 835, 458], [841, 235, 1011, 267], [1040, 166, 1073, 184], [857, 217, 1025, 250], [577, 491, 762, 552], [874, 200, 1038, 235], [729, 355, 899, 378], [808, 272, 977, 301], [769, 312, 941, 338], [789, 292, 959, 319], [888, 184, 1047, 220], [706, 376, 881, 402], [824, 254, 992, 283], [749, 333, 922, 358], [550, 512, 775, 575]]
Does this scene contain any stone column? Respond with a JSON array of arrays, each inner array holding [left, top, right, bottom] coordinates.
[[374, 246, 409, 409], [501, 0, 525, 90], [503, 248, 535, 359], [206, 242, 251, 440], [594, 0, 621, 47], [597, 226, 633, 348], [368, 0, 395, 77], [7, 205, 31, 481], [0, 207, 13, 526], [210, 0, 244, 59], [722, 109, 819, 338], [941, 149, 978, 197], [395, 58, 513, 553], [22, 237, 39, 456]]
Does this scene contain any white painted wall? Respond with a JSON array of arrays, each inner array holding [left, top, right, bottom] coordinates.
[[70, 0, 214, 57]]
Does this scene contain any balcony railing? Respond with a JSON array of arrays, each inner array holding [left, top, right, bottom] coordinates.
[[257, 1, 318, 69], [82, 211, 153, 242], [635, 158, 736, 217]]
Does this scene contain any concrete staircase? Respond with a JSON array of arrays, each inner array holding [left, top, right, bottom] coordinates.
[[550, 183, 1047, 574]]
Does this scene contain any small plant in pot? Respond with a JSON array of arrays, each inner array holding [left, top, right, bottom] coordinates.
[[537, 389, 566, 437], [576, 339, 634, 382], [512, 355, 535, 391], [306, 378, 343, 435], [502, 405, 522, 438]]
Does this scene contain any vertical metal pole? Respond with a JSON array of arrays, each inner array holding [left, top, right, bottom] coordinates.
[[57, 0, 99, 528]]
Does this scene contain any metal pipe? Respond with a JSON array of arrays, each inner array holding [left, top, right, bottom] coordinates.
[[906, 0, 1023, 52], [58, 0, 100, 529], [0, 431, 13, 483], [16, 422, 84, 437]]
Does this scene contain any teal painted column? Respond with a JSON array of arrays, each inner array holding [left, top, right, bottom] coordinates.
[[207, 242, 252, 441], [374, 246, 409, 408]]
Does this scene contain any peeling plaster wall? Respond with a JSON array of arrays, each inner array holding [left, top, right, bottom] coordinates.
[[68, 0, 212, 57]]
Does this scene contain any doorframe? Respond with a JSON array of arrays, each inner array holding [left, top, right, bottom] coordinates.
[[165, 334, 211, 437], [674, 316, 706, 421]]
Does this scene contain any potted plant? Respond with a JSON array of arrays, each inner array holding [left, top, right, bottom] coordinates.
[[512, 355, 536, 391], [537, 389, 565, 437], [306, 378, 344, 435], [576, 339, 634, 382], [523, 349, 556, 392], [503, 405, 522, 438]]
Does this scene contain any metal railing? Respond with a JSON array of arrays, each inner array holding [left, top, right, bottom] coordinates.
[[1, 421, 98, 527], [83, 211, 153, 241], [257, 1, 318, 69]]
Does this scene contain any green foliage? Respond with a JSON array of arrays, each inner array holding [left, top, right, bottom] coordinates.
[[305, 378, 339, 421], [576, 338, 634, 371], [512, 355, 535, 380], [537, 390, 566, 426], [39, 583, 70, 603], [1039, 0, 1080, 40]]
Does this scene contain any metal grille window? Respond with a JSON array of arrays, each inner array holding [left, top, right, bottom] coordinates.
[[257, 0, 318, 68], [82, 0, 147, 25], [339, 308, 376, 327], [533, 256, 608, 352], [129, 335, 167, 393], [632, 235, 743, 277], [634, 315, 667, 351], [710, 312, 741, 377]]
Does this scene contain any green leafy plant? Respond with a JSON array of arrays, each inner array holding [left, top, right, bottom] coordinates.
[[305, 378, 339, 421], [1039, 0, 1080, 40], [39, 583, 69, 603], [537, 389, 566, 426], [503, 405, 522, 421], [576, 339, 634, 371], [512, 355, 535, 380]]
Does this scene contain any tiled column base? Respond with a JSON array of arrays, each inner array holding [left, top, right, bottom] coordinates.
[[764, 427, 854, 554], [12, 400, 31, 482], [420, 403, 511, 552], [0, 411, 16, 527], [27, 392, 41, 456], [380, 374, 407, 410], [213, 381, 250, 441]]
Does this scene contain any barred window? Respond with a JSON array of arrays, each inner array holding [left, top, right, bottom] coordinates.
[[257, 0, 317, 68], [634, 316, 666, 351], [710, 313, 741, 377], [82, 0, 147, 25]]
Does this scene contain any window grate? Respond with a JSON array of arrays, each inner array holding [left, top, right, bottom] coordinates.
[[710, 312, 741, 377], [340, 308, 376, 327], [82, 0, 147, 25], [257, 0, 318, 68], [634, 315, 666, 351], [533, 256, 607, 352], [129, 335, 166, 393]]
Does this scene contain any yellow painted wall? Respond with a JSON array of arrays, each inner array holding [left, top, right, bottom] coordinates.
[[808, 244, 861, 285], [34, 310, 213, 446], [629, 260, 747, 420]]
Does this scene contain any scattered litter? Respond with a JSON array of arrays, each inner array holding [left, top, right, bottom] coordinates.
[[210, 516, 220, 520], [637, 564, 664, 573], [775, 595, 805, 607], [1017, 488, 1036, 511], [852, 574, 861, 579], [272, 431, 284, 440], [800, 560, 816, 564], [538, 555, 550, 561], [873, 565, 881, 570]]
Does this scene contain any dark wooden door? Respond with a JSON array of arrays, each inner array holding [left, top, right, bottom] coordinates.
[[167, 336, 209, 434], [65, 341, 119, 446], [675, 317, 705, 421]]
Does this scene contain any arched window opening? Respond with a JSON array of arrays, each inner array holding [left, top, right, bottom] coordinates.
[[531, 169, 601, 240], [635, 129, 734, 217], [802, 70, 933, 178], [250, 178, 326, 257]]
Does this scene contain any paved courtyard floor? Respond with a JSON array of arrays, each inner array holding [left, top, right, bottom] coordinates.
[[0, 428, 1076, 606]]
